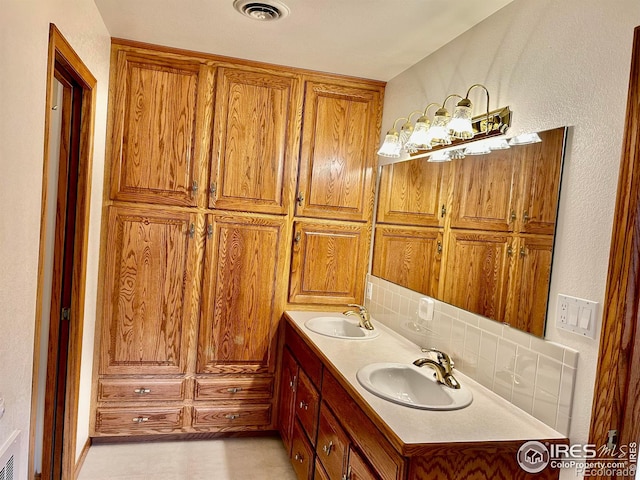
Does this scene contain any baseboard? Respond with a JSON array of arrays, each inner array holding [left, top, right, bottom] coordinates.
[[73, 438, 92, 480]]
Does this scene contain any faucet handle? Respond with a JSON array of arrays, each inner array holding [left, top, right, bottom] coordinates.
[[347, 303, 366, 311], [423, 348, 454, 368]]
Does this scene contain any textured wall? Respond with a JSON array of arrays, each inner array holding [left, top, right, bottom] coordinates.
[[379, 0, 640, 476], [0, 0, 110, 475]]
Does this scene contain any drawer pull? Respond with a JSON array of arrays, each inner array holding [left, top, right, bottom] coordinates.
[[226, 387, 243, 393], [294, 452, 304, 463], [289, 375, 297, 391], [225, 414, 240, 420], [132, 416, 149, 423], [134, 388, 151, 395], [322, 441, 333, 456], [299, 400, 308, 410]]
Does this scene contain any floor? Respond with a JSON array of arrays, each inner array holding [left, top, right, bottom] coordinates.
[[76, 436, 297, 479]]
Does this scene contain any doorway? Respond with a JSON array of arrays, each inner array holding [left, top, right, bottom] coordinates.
[[29, 25, 96, 480]]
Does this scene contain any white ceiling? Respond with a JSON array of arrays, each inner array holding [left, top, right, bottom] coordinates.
[[94, 0, 513, 81]]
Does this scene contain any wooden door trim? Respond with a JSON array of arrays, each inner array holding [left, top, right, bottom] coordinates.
[[29, 23, 96, 480], [589, 25, 640, 472]]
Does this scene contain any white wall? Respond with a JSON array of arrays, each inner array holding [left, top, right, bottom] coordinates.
[[0, 0, 110, 476], [380, 0, 639, 467]]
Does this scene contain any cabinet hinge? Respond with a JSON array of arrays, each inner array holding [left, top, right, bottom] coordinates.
[[607, 429, 618, 450], [61, 307, 71, 321], [441, 204, 446, 217]]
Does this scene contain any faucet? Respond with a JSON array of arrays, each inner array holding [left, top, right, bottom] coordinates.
[[413, 348, 460, 389], [343, 304, 374, 330]]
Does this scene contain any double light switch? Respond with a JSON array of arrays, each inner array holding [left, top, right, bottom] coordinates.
[[556, 294, 598, 339]]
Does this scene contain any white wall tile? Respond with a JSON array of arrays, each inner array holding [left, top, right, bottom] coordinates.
[[479, 332, 498, 362], [464, 326, 481, 357], [563, 348, 579, 369], [530, 337, 565, 362], [533, 388, 559, 427], [502, 325, 532, 348], [558, 365, 576, 417], [536, 356, 563, 397]]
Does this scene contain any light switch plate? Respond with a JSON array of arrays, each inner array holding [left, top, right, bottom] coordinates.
[[418, 297, 435, 323], [556, 294, 598, 339], [366, 282, 373, 300]]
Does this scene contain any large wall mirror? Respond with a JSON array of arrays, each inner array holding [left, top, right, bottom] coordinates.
[[371, 127, 567, 337]]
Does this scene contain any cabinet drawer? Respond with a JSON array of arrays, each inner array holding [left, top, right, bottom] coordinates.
[[316, 403, 348, 480], [295, 369, 320, 444], [192, 403, 272, 429], [98, 378, 185, 402], [95, 407, 184, 434], [285, 324, 323, 387], [195, 377, 273, 400], [291, 420, 315, 480]]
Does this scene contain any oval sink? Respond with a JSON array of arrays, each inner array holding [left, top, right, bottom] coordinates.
[[356, 363, 472, 410], [304, 316, 380, 340]]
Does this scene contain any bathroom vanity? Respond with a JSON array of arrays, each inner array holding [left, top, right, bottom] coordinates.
[[279, 311, 567, 480]]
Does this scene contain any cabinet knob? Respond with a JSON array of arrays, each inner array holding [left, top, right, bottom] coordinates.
[[523, 210, 530, 222], [299, 400, 309, 410], [207, 224, 213, 239], [132, 416, 149, 423], [507, 245, 513, 257], [520, 246, 526, 257], [210, 182, 217, 196], [191, 180, 198, 195], [189, 223, 195, 238], [294, 232, 301, 244], [133, 388, 150, 395], [437, 241, 442, 254], [296, 192, 304, 206], [510, 210, 517, 222], [322, 441, 334, 456], [225, 414, 240, 420], [226, 387, 242, 393], [441, 204, 446, 218], [294, 452, 304, 463]]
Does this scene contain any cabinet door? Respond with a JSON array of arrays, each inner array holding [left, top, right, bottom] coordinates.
[[316, 403, 349, 480], [517, 127, 566, 235], [442, 231, 512, 323], [289, 221, 370, 305], [347, 448, 377, 480], [296, 80, 382, 222], [506, 236, 554, 337], [376, 159, 448, 227], [101, 206, 200, 375], [210, 67, 299, 214], [198, 214, 287, 373], [372, 226, 442, 297], [449, 150, 517, 232], [109, 49, 213, 206], [279, 348, 299, 454]]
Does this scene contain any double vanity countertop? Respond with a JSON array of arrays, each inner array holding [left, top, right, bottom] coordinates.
[[284, 310, 566, 455]]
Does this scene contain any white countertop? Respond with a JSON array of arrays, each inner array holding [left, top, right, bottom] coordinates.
[[285, 310, 566, 448]]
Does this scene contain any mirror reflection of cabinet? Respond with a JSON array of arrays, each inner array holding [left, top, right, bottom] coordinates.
[[373, 127, 566, 337]]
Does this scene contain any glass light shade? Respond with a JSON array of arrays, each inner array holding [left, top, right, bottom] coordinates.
[[377, 131, 402, 158], [508, 132, 542, 145], [426, 109, 451, 146], [399, 122, 414, 146], [463, 142, 491, 156], [448, 102, 474, 140], [488, 138, 510, 150], [449, 148, 466, 159], [405, 117, 432, 150], [428, 150, 451, 162]]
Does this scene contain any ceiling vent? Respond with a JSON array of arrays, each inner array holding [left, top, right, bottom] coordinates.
[[233, 0, 290, 21]]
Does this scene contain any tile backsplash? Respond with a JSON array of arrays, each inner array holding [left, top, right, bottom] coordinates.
[[365, 275, 578, 436]]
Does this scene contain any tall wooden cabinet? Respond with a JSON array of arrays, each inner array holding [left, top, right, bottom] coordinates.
[[93, 41, 384, 438]]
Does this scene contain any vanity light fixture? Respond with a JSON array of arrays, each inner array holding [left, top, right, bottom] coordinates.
[[508, 132, 542, 145], [377, 84, 512, 160]]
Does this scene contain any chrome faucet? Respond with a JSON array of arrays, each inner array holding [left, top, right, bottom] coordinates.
[[413, 348, 460, 389], [343, 304, 374, 330]]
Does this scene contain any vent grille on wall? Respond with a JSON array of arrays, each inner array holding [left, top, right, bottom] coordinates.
[[0, 431, 20, 480]]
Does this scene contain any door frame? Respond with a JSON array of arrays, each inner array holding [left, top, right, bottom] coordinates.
[[29, 24, 96, 479], [589, 25, 640, 476]]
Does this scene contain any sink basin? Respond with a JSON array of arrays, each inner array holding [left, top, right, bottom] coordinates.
[[356, 363, 472, 410], [304, 316, 380, 340]]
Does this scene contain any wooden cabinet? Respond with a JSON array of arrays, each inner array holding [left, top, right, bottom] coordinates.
[[296, 80, 382, 222], [316, 403, 349, 480], [346, 448, 377, 480], [210, 66, 299, 214], [100, 205, 201, 376], [377, 158, 449, 227], [108, 49, 214, 207], [441, 231, 512, 323], [372, 226, 443, 297], [289, 221, 370, 304], [278, 348, 299, 453]]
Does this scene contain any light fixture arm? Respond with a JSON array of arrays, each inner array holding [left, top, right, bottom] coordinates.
[[422, 102, 441, 116], [442, 94, 463, 110], [390, 116, 409, 133], [464, 84, 490, 134]]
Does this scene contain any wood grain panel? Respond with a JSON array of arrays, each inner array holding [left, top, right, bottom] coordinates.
[[198, 215, 286, 374], [347, 447, 378, 480], [110, 50, 208, 206], [442, 231, 512, 323], [377, 159, 448, 226], [296, 80, 382, 222], [449, 149, 517, 232], [517, 127, 566, 235], [289, 221, 370, 304], [285, 325, 323, 387], [101, 206, 199, 375], [372, 226, 442, 297], [95, 407, 185, 435], [506, 236, 553, 337], [295, 369, 320, 444], [194, 376, 273, 400], [210, 67, 299, 214], [98, 378, 185, 402], [192, 403, 272, 429], [290, 420, 315, 480], [278, 347, 299, 454]]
